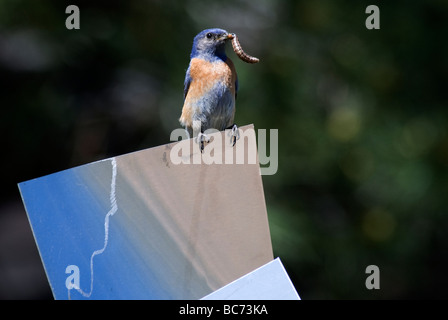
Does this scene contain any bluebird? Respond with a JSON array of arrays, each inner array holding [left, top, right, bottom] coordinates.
[[179, 28, 240, 152]]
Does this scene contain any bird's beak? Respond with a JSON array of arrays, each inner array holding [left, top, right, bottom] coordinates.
[[219, 33, 234, 41]]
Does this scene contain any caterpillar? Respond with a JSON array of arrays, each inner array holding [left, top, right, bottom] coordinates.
[[230, 33, 259, 64]]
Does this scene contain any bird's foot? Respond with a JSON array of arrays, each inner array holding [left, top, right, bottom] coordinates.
[[228, 124, 240, 147], [195, 132, 210, 153]]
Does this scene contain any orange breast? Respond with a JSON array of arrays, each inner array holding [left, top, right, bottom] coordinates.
[[187, 58, 236, 99], [180, 57, 237, 128]]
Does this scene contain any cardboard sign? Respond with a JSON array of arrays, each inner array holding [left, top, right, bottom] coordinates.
[[18, 125, 273, 299]]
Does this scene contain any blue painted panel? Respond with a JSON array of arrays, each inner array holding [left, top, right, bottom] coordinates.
[[19, 159, 167, 300]]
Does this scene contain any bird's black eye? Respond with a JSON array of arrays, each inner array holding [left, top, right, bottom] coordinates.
[[206, 33, 213, 39]]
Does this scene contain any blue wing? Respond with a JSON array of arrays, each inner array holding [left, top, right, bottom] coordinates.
[[183, 66, 192, 101], [235, 76, 239, 100]]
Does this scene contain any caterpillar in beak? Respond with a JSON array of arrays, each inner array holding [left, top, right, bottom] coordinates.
[[229, 33, 260, 64]]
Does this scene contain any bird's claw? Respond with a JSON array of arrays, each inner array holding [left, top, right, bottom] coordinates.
[[229, 124, 240, 147], [196, 132, 210, 153]]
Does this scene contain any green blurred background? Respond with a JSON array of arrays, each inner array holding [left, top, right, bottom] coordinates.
[[1, 0, 447, 299]]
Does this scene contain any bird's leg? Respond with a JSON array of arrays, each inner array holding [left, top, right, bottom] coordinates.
[[196, 131, 210, 153], [191, 120, 209, 153], [227, 124, 240, 147]]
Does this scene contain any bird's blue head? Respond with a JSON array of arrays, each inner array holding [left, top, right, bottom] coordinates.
[[190, 28, 233, 62]]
